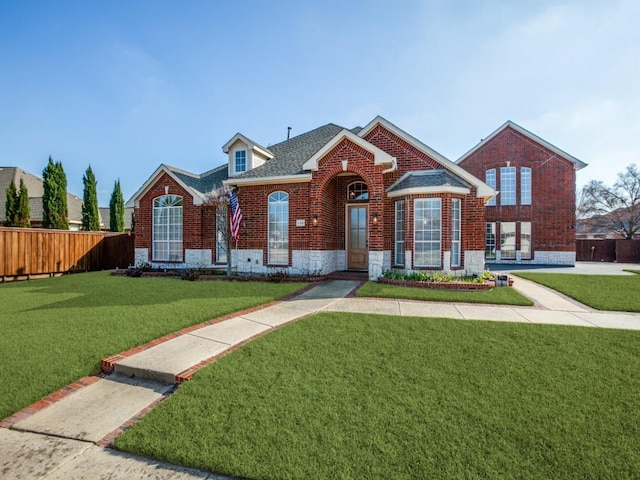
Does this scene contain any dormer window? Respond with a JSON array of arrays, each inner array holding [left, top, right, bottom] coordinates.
[[235, 150, 247, 173]]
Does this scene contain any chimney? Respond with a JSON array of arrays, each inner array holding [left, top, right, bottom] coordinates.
[[287, 127, 292, 141]]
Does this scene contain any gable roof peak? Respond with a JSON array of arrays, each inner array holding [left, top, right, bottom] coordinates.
[[457, 120, 588, 170]]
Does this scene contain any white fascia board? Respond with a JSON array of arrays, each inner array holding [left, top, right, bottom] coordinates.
[[302, 129, 395, 171], [125, 164, 203, 208], [222, 133, 273, 158], [358, 116, 493, 197], [386, 186, 471, 199], [224, 174, 312, 187], [457, 120, 587, 171]]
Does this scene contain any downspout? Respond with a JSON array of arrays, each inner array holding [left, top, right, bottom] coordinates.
[[382, 157, 397, 174]]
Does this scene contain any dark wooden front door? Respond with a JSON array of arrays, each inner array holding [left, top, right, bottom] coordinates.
[[347, 205, 368, 270]]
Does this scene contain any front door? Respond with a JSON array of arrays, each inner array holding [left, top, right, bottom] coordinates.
[[347, 205, 368, 270]]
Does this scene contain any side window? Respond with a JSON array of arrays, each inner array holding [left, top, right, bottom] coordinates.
[[394, 200, 404, 266], [485, 222, 496, 260], [451, 198, 461, 267], [521, 167, 532, 205], [486, 169, 496, 206]]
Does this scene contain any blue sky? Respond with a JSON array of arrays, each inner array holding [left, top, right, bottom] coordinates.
[[1, 0, 638, 205]]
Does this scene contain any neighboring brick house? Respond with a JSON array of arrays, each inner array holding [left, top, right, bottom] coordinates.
[[457, 121, 587, 265], [128, 116, 494, 279]]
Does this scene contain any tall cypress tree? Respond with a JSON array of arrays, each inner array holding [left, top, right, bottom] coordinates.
[[16, 178, 31, 227], [4, 180, 18, 226], [42, 157, 69, 229], [81, 166, 100, 230], [109, 179, 125, 232]]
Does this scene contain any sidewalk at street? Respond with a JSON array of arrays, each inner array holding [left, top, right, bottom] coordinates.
[[1, 276, 639, 479]]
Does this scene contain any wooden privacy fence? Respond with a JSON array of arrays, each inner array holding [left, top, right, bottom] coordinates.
[[0, 227, 134, 278], [576, 239, 640, 263]]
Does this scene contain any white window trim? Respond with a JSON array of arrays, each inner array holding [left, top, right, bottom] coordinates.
[[394, 200, 404, 266], [485, 222, 496, 260], [521, 167, 532, 205], [268, 191, 289, 265], [486, 169, 496, 206], [451, 198, 461, 267], [216, 208, 228, 264], [500, 167, 516, 206], [152, 195, 183, 262], [235, 150, 247, 174]]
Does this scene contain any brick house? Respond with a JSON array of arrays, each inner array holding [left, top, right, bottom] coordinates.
[[457, 121, 587, 265], [128, 116, 494, 279]]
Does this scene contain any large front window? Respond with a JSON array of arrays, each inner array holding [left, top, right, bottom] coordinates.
[[500, 167, 516, 205], [414, 198, 441, 267], [153, 195, 182, 261], [394, 200, 404, 266], [268, 191, 289, 264], [486, 222, 496, 260], [500, 222, 516, 260], [451, 198, 461, 267]]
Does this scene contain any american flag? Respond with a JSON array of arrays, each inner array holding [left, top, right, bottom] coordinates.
[[228, 190, 243, 242]]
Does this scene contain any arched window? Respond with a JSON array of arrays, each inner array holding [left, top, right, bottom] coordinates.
[[347, 181, 368, 200], [268, 191, 288, 265], [153, 195, 183, 261]]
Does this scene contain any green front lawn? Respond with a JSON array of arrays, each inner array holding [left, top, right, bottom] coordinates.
[[0, 272, 305, 419], [358, 281, 534, 305], [115, 312, 640, 480], [514, 271, 640, 311]]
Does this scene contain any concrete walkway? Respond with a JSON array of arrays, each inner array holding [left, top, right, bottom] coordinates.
[[2, 275, 639, 479]]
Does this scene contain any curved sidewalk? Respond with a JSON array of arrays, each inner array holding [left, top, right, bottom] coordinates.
[[1, 278, 639, 479]]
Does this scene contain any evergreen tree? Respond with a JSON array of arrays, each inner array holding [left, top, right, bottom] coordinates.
[[16, 178, 31, 227], [42, 157, 69, 229], [109, 179, 125, 232], [81, 166, 100, 230], [4, 180, 18, 226]]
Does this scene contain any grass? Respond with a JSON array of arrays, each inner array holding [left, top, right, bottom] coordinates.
[[357, 281, 534, 305], [0, 271, 305, 419], [115, 312, 640, 480], [514, 271, 640, 311]]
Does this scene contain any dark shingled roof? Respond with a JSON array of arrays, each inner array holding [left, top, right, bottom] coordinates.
[[387, 169, 471, 193], [169, 164, 229, 196], [231, 123, 349, 179]]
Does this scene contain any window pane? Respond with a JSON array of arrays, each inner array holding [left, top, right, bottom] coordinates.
[[521, 222, 532, 260], [452, 199, 461, 267], [394, 200, 404, 266], [500, 222, 516, 259], [347, 181, 369, 200], [500, 167, 516, 206], [153, 195, 183, 261], [268, 192, 289, 265], [521, 167, 532, 205], [414, 198, 441, 267], [486, 169, 496, 206], [485, 222, 496, 260]]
